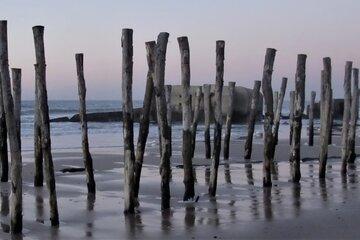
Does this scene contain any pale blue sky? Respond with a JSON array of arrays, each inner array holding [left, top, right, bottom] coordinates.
[[1, 0, 360, 100]]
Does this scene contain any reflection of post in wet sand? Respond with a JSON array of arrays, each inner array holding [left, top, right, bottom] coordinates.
[[205, 167, 210, 185], [245, 162, 254, 186], [184, 204, 195, 230], [125, 213, 143, 239], [244, 162, 260, 219], [207, 199, 219, 226], [263, 187, 273, 221], [348, 163, 358, 185], [223, 160, 231, 184], [319, 178, 328, 203], [161, 209, 173, 234], [34, 187, 44, 224], [270, 160, 279, 180], [292, 183, 301, 217], [0, 183, 9, 233], [85, 193, 96, 237]]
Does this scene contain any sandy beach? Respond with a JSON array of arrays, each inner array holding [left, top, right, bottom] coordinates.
[[0, 133, 358, 239]]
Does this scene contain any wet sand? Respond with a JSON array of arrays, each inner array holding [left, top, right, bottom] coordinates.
[[1, 135, 360, 239]]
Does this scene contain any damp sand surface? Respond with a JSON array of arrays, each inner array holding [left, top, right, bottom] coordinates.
[[1, 136, 360, 239]]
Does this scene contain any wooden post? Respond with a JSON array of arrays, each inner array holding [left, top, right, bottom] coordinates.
[[0, 20, 22, 233], [289, 91, 295, 145], [341, 61, 353, 175], [203, 84, 212, 159], [34, 77, 43, 187], [348, 68, 359, 163], [33, 25, 59, 226], [209, 40, 225, 197], [290, 54, 307, 183], [273, 78, 288, 146], [75, 53, 96, 194], [273, 91, 279, 114], [261, 48, 276, 187], [0, 75, 8, 183], [121, 29, 136, 214], [11, 68, 21, 140], [165, 85, 172, 157], [308, 91, 316, 146], [244, 80, 261, 159], [191, 86, 203, 158], [319, 58, 332, 178], [178, 36, 195, 201], [154, 32, 171, 209], [328, 97, 334, 145], [134, 41, 155, 203], [223, 81, 235, 159]]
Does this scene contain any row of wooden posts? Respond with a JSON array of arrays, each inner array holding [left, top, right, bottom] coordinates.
[[0, 21, 358, 234]]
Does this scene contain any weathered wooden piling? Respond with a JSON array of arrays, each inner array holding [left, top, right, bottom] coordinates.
[[289, 91, 295, 145], [328, 97, 334, 145], [0, 20, 22, 233], [290, 54, 307, 183], [348, 68, 359, 163], [273, 91, 279, 115], [319, 58, 332, 178], [75, 53, 96, 194], [178, 36, 195, 201], [261, 48, 276, 187], [308, 91, 316, 146], [191, 86, 203, 158], [121, 28, 136, 214], [244, 80, 261, 159], [11, 68, 21, 140], [273, 78, 287, 146], [341, 61, 353, 175], [33, 25, 59, 226], [34, 78, 43, 187], [154, 32, 171, 209], [223, 81, 235, 160], [203, 84, 212, 159], [165, 85, 172, 157], [209, 40, 225, 197], [134, 41, 155, 203], [0, 76, 8, 183]]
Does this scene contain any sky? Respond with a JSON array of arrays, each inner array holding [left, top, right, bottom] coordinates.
[[1, 0, 360, 100]]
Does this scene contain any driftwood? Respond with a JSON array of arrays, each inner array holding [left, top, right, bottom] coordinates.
[[273, 78, 287, 146], [134, 41, 155, 203], [0, 75, 8, 183], [348, 68, 359, 163], [61, 167, 85, 173], [223, 81, 235, 159], [203, 84, 212, 159], [290, 54, 307, 183], [121, 29, 136, 214], [191, 86, 202, 158], [33, 25, 59, 226], [0, 20, 23, 234], [319, 59, 332, 178], [308, 91, 316, 146], [154, 32, 171, 209], [178, 36, 195, 201], [75, 53, 96, 194], [340, 61, 353, 174], [165, 85, 172, 157], [261, 48, 276, 187], [209, 40, 225, 197], [244, 80, 261, 159], [289, 91, 295, 145]]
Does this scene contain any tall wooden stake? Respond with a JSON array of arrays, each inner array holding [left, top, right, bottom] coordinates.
[[178, 36, 195, 201], [348, 68, 359, 163], [209, 40, 225, 197], [223, 81, 235, 160], [273, 91, 279, 115], [290, 54, 307, 183], [273, 78, 288, 146], [203, 84, 212, 159], [33, 25, 59, 226], [75, 53, 96, 194], [134, 41, 155, 203], [191, 86, 203, 158], [319, 58, 332, 178], [0, 75, 8, 183], [341, 61, 353, 175], [328, 97, 334, 145], [244, 80, 261, 159], [11, 68, 21, 141], [34, 75, 43, 187], [0, 20, 22, 233], [289, 91, 295, 145], [121, 28, 135, 214], [261, 48, 276, 187], [154, 32, 171, 209], [165, 85, 172, 157], [308, 91, 316, 146]]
